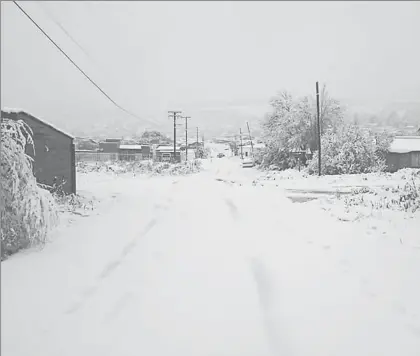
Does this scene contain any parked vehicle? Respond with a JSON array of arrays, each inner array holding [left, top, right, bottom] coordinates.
[[217, 153, 225, 158]]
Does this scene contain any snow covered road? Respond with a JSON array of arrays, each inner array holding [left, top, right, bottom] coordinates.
[[2, 158, 420, 356]]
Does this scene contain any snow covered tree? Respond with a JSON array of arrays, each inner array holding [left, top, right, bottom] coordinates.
[[141, 130, 170, 144], [259, 85, 344, 168], [1, 117, 58, 259]]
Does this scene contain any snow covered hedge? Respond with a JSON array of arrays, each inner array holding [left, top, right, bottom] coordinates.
[[1, 118, 58, 260]]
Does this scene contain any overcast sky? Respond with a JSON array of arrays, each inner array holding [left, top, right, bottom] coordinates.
[[1, 1, 420, 126]]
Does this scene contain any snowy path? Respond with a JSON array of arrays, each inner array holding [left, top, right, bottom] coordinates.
[[2, 158, 420, 356]]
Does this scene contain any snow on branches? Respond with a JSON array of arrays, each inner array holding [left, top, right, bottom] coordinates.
[[1, 117, 58, 260]]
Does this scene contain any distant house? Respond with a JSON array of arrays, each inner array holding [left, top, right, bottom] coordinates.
[[155, 145, 181, 162], [118, 144, 151, 161], [240, 143, 266, 158], [387, 136, 420, 172], [74, 137, 99, 151], [1, 109, 76, 194], [187, 142, 203, 150]]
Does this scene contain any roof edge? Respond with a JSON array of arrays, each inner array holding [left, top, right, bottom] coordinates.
[[1, 109, 74, 140]]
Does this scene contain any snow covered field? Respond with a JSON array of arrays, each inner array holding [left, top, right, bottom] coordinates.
[[2, 156, 420, 356]]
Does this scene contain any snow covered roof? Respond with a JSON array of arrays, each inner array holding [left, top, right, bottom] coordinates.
[[389, 136, 420, 153], [156, 145, 181, 152], [1, 108, 74, 139], [242, 143, 265, 150], [253, 143, 265, 149], [119, 145, 142, 150]]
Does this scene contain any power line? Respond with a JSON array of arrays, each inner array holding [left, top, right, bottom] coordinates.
[[12, 1, 156, 126], [36, 2, 92, 60]]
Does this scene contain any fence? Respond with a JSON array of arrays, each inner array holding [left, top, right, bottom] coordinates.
[[76, 151, 197, 163], [75, 151, 149, 163]]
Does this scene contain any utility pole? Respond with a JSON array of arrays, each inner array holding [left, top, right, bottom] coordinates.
[[196, 127, 199, 158], [168, 110, 182, 163], [246, 121, 254, 156], [239, 128, 244, 159], [183, 116, 190, 161], [316, 82, 321, 176]]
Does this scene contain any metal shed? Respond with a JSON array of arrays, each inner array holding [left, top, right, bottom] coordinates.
[[1, 109, 76, 194], [387, 136, 420, 172], [155, 145, 181, 162]]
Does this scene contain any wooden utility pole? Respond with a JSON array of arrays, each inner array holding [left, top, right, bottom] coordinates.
[[196, 127, 199, 157], [239, 128, 244, 159], [246, 121, 254, 156], [316, 82, 321, 176], [168, 111, 182, 163], [183, 116, 190, 161]]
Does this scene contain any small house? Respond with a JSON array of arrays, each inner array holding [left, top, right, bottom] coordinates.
[[1, 109, 76, 194], [241, 144, 252, 158], [240, 143, 265, 158], [155, 145, 181, 162], [387, 136, 420, 172]]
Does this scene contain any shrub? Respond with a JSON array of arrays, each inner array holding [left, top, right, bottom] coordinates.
[[307, 125, 389, 175], [1, 118, 58, 260], [342, 178, 420, 213], [76, 159, 202, 176]]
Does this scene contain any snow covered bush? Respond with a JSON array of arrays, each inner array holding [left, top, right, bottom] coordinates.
[[76, 159, 202, 176], [55, 193, 95, 215], [1, 118, 58, 260], [342, 179, 420, 214], [327, 169, 420, 217], [307, 125, 390, 175]]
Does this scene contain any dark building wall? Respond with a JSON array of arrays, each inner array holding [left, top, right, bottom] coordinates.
[[2, 111, 75, 194], [387, 151, 420, 172], [99, 142, 120, 153], [118, 148, 142, 161], [141, 146, 151, 155], [410, 151, 420, 168]]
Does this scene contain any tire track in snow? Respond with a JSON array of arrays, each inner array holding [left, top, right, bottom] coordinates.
[[103, 292, 135, 323], [65, 219, 157, 315], [225, 198, 239, 220], [249, 257, 291, 356], [99, 219, 157, 280]]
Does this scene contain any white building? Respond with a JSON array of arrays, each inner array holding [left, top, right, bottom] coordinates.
[[240, 143, 265, 158]]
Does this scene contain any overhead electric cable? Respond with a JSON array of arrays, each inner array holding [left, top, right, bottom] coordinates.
[[36, 2, 92, 60], [13, 1, 157, 126]]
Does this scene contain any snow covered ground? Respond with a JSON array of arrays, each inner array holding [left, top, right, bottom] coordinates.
[[2, 158, 420, 356]]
